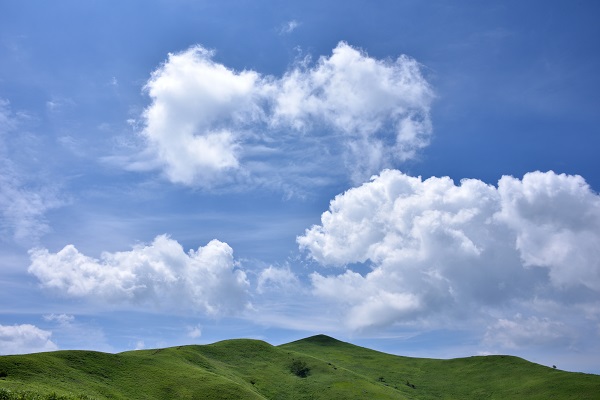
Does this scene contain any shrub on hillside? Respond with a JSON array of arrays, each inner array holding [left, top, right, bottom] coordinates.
[[290, 359, 310, 378]]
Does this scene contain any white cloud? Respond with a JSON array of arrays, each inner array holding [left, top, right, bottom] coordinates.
[[140, 46, 261, 185], [496, 171, 600, 290], [43, 313, 75, 326], [40, 314, 113, 352], [0, 324, 58, 355], [484, 314, 572, 349], [0, 100, 17, 132], [28, 235, 250, 316], [0, 99, 64, 243], [130, 42, 433, 188], [279, 20, 300, 34], [187, 324, 202, 339], [257, 265, 299, 294], [0, 169, 62, 241], [298, 170, 600, 331], [45, 97, 74, 113], [272, 43, 433, 181], [134, 340, 145, 350], [310, 270, 422, 331]]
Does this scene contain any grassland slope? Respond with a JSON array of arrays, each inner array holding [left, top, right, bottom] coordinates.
[[0, 334, 598, 399], [281, 334, 600, 399], [0, 338, 402, 399]]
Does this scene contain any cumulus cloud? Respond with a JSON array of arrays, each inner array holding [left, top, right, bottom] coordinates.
[[0, 100, 64, 242], [496, 172, 600, 290], [298, 170, 600, 331], [140, 46, 261, 185], [28, 235, 250, 316], [272, 43, 433, 180], [130, 42, 433, 188], [0, 324, 58, 355]]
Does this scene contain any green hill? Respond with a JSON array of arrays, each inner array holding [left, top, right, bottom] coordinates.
[[0, 334, 598, 399]]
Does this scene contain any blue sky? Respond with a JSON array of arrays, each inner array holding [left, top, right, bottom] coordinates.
[[1, 0, 599, 374]]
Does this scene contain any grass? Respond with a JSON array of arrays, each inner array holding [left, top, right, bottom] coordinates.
[[0, 334, 598, 399], [281, 335, 600, 399]]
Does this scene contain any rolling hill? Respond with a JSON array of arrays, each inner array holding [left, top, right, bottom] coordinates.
[[0, 334, 598, 399]]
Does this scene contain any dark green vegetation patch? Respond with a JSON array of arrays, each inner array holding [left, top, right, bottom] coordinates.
[[0, 335, 598, 399]]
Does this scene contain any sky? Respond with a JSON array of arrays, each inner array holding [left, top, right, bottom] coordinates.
[[1, 0, 599, 374]]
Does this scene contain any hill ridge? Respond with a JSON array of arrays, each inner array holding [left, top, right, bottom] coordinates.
[[1, 334, 598, 400]]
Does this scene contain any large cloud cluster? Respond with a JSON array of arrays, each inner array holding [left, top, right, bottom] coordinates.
[[28, 235, 250, 315], [298, 170, 600, 331], [135, 42, 433, 186]]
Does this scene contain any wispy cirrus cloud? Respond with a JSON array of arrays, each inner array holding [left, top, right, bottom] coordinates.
[[278, 20, 300, 35], [120, 42, 433, 190], [43, 313, 75, 326], [41, 314, 113, 352], [0, 100, 64, 243]]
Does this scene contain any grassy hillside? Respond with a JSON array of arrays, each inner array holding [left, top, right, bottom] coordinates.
[[281, 335, 600, 399], [0, 335, 598, 399]]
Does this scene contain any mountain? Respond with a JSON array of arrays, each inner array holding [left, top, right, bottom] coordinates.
[[0, 334, 598, 399]]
